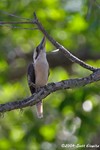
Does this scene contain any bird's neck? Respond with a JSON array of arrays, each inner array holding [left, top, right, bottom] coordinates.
[[34, 52, 47, 63]]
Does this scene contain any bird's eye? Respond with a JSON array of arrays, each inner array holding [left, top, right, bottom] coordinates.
[[35, 47, 40, 59], [36, 47, 39, 53]]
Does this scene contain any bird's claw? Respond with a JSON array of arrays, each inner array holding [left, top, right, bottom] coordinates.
[[30, 82, 36, 88]]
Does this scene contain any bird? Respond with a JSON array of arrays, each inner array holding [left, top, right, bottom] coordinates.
[[27, 36, 49, 118]]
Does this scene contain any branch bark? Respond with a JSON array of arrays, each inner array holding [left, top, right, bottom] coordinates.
[[0, 69, 100, 113]]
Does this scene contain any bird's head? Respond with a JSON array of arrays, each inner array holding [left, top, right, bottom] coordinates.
[[33, 36, 46, 61]]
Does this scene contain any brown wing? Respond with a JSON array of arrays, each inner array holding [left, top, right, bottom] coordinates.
[[27, 63, 35, 94]]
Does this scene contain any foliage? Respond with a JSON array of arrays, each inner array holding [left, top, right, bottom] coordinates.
[[0, 0, 100, 150]]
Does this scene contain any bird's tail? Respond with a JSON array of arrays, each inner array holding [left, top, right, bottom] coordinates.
[[36, 101, 43, 118]]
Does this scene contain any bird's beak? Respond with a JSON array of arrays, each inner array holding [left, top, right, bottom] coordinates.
[[38, 36, 46, 50]]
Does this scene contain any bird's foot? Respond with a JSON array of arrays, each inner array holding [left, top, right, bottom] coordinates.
[[30, 82, 36, 88]]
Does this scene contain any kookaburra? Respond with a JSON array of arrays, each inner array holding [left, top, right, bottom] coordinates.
[[27, 37, 49, 118]]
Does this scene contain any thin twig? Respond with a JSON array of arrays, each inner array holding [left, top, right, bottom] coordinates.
[[11, 26, 38, 30], [0, 24, 38, 30], [95, 0, 100, 8], [0, 21, 33, 24], [86, 0, 95, 20], [0, 10, 32, 21]]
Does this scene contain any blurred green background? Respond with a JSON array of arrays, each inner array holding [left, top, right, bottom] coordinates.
[[0, 0, 100, 150]]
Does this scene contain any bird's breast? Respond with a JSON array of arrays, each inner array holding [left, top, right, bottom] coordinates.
[[34, 59, 49, 87]]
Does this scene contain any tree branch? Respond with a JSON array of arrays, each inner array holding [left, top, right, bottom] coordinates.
[[33, 12, 97, 72], [0, 69, 100, 113], [0, 12, 97, 72]]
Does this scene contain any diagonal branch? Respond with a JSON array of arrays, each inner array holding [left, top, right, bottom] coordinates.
[[33, 12, 97, 72], [0, 69, 100, 113], [0, 12, 97, 72]]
